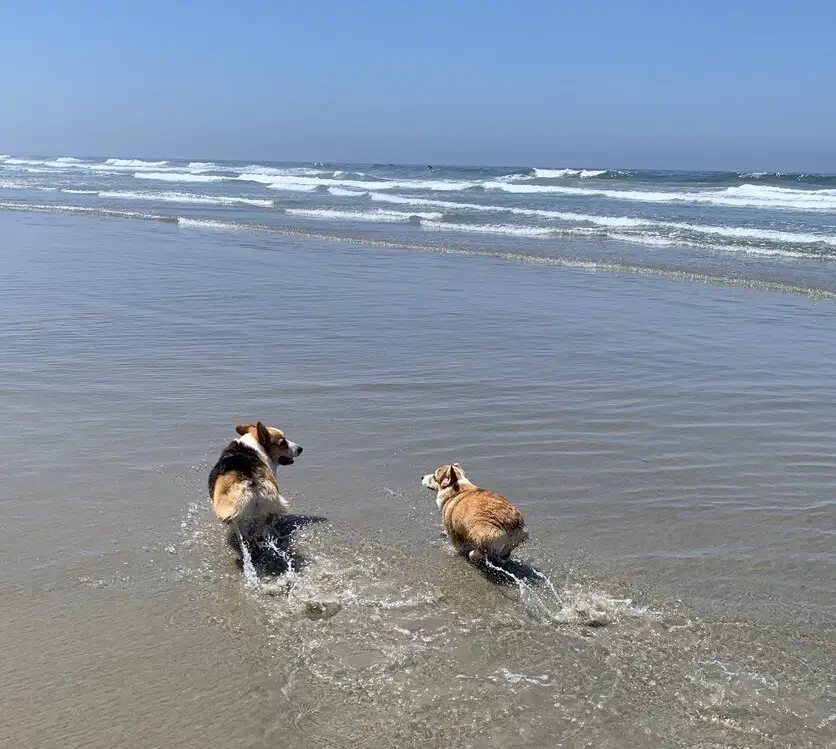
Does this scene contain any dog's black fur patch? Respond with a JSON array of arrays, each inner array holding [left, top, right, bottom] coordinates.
[[208, 440, 263, 496]]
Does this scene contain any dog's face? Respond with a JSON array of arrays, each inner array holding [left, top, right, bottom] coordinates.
[[236, 422, 303, 466], [421, 463, 464, 491]]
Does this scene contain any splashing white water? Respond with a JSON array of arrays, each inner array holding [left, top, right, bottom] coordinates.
[[237, 530, 260, 589], [483, 557, 653, 627]]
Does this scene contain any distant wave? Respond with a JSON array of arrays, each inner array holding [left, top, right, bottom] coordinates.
[[133, 171, 228, 183], [532, 168, 610, 179], [0, 200, 174, 222], [239, 165, 328, 177], [736, 171, 836, 185], [369, 194, 836, 247], [507, 167, 629, 180], [4, 172, 834, 249], [177, 217, 246, 231], [332, 170, 371, 180], [237, 172, 479, 192], [421, 220, 556, 237], [329, 187, 368, 197], [238, 172, 320, 191], [286, 208, 443, 222], [485, 180, 836, 212], [100, 190, 274, 207], [104, 158, 169, 168]]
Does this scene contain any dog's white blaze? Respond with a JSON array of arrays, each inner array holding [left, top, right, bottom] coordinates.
[[421, 473, 433, 488], [236, 432, 276, 474], [287, 440, 302, 457]]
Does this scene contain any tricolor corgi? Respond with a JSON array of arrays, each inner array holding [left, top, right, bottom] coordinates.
[[208, 422, 303, 547], [421, 463, 528, 563]]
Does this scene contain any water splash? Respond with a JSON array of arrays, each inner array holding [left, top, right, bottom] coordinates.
[[483, 556, 652, 627], [237, 530, 260, 589]]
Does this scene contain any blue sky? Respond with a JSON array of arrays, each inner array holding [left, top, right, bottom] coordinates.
[[2, 0, 834, 170]]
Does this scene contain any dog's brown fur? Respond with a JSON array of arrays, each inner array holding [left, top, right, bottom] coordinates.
[[208, 422, 302, 544], [422, 463, 528, 562]]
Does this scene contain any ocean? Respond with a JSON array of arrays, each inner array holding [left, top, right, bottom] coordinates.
[[1, 154, 834, 749], [1, 154, 835, 296]]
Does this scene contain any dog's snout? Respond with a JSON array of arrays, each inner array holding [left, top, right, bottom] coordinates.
[[296, 445, 303, 455]]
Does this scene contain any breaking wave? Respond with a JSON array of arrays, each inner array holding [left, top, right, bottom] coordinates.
[[486, 181, 836, 212], [104, 158, 169, 168], [286, 208, 443, 222], [133, 171, 228, 183], [99, 190, 274, 207]]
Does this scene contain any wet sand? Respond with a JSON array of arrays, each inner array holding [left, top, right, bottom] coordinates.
[[1, 211, 833, 748]]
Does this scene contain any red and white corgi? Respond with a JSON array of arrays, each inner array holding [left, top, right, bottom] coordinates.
[[421, 463, 528, 563]]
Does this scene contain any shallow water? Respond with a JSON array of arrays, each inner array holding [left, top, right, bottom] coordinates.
[[0, 211, 833, 748]]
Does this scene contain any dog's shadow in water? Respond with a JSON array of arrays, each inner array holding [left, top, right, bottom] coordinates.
[[228, 515, 328, 577], [472, 555, 549, 588]]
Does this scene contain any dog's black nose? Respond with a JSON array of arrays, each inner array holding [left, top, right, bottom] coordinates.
[[297, 446, 303, 454]]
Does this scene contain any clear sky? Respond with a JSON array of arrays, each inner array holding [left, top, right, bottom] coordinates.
[[2, 0, 834, 171]]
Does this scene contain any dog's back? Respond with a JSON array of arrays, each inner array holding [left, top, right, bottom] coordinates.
[[209, 438, 285, 541], [423, 463, 528, 561], [444, 486, 528, 558]]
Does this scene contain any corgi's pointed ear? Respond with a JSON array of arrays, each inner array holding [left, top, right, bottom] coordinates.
[[255, 421, 270, 450], [447, 464, 459, 483], [235, 424, 253, 435], [256, 421, 271, 448]]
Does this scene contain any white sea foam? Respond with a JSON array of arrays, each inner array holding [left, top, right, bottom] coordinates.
[[329, 187, 368, 197], [240, 165, 327, 177], [62, 188, 100, 195], [238, 173, 320, 191], [238, 172, 478, 193], [54, 156, 83, 164], [100, 190, 274, 207], [177, 217, 243, 230], [371, 194, 836, 247], [371, 191, 640, 226], [533, 168, 581, 179], [421, 220, 554, 237], [608, 232, 812, 258], [187, 161, 218, 170], [485, 180, 836, 212], [5, 166, 56, 174], [105, 158, 169, 168], [525, 167, 610, 179], [0, 201, 168, 221], [286, 208, 443, 222], [133, 171, 228, 183], [663, 221, 836, 246]]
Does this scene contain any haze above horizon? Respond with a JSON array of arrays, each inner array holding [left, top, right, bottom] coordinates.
[[2, 1, 834, 172]]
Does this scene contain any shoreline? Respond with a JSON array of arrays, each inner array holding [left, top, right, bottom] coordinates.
[[3, 203, 836, 300]]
